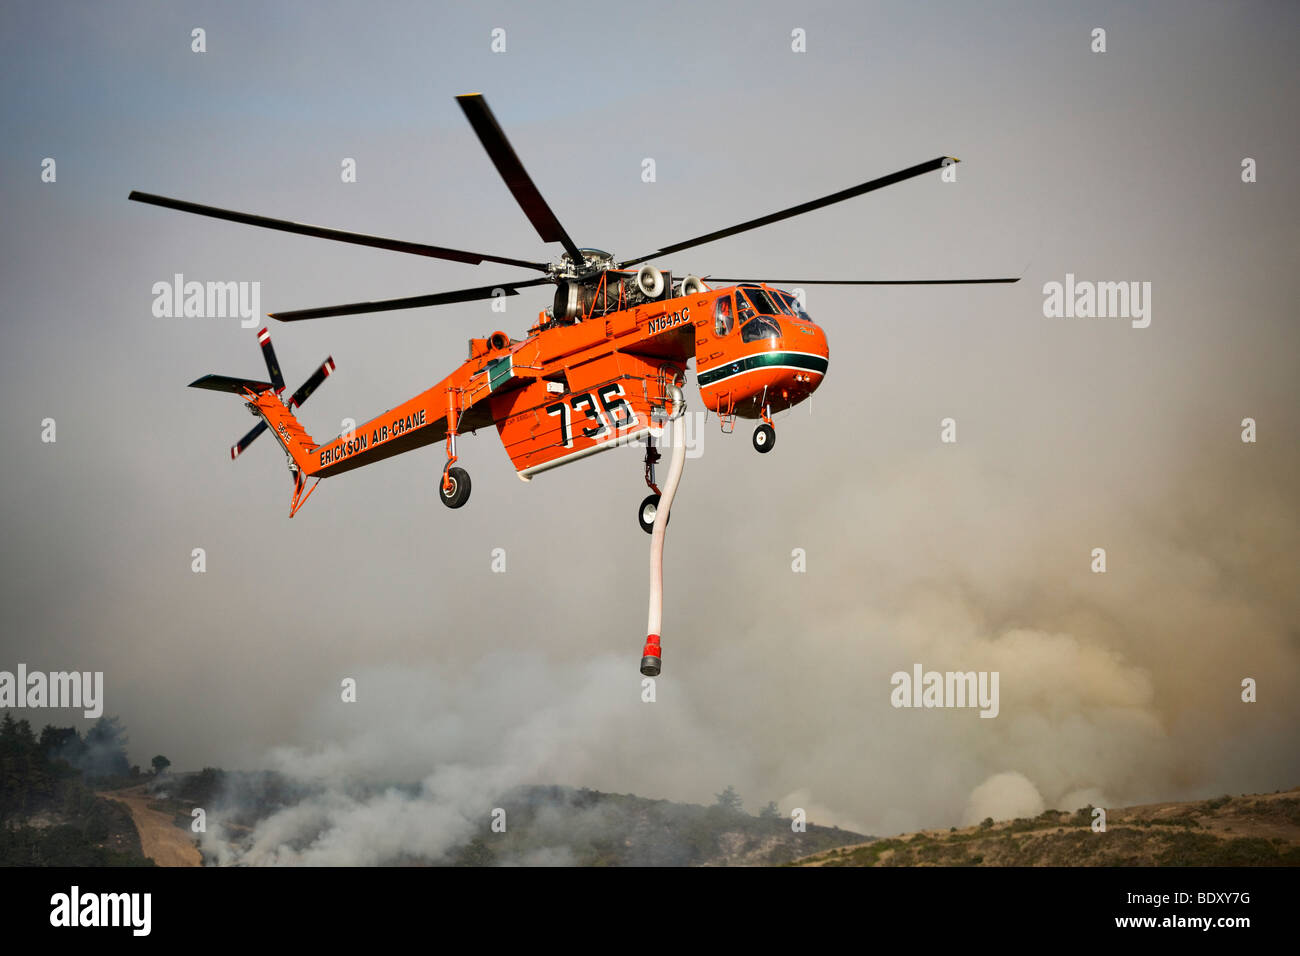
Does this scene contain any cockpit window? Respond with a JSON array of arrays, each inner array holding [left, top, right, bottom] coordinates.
[[740, 315, 781, 343], [741, 287, 783, 316], [714, 294, 734, 336], [736, 289, 756, 323], [767, 290, 794, 315], [776, 290, 811, 321]]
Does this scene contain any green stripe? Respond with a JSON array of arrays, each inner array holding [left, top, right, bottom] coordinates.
[[698, 352, 828, 388]]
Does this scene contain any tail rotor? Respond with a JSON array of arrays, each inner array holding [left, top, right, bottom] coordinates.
[[188, 327, 335, 461]]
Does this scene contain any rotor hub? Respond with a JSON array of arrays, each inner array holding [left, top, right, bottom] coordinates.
[[553, 248, 615, 280]]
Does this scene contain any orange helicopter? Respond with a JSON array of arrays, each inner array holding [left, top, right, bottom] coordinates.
[[131, 93, 1017, 674]]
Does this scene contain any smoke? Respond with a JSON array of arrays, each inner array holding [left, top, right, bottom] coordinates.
[[684, 426, 1300, 836], [962, 772, 1045, 826], [196, 425, 1300, 861], [198, 653, 745, 865], [166, 485, 1282, 859]]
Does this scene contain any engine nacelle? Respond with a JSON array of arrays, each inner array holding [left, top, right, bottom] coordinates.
[[636, 265, 664, 299], [553, 280, 590, 321]]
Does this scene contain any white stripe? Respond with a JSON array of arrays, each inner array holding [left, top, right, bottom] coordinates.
[[518, 424, 653, 479], [700, 364, 826, 388]]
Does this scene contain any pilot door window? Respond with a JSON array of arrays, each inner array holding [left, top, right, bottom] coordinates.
[[714, 294, 735, 336]]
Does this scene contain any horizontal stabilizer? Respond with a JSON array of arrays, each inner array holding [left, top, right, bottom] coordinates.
[[189, 374, 275, 394]]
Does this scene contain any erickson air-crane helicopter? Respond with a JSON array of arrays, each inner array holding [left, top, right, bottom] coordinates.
[[130, 93, 1017, 675]]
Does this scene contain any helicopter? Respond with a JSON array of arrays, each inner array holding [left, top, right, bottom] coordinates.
[[130, 93, 1018, 675]]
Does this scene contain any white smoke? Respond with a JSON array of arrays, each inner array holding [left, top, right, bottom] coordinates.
[[962, 771, 1045, 825], [198, 653, 743, 865], [201, 432, 1300, 861]]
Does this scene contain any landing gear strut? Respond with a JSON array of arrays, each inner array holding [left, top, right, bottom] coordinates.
[[752, 402, 776, 453], [639, 437, 666, 535], [440, 386, 471, 508]]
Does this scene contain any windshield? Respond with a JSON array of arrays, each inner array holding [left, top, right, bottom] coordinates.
[[741, 315, 781, 343], [775, 290, 811, 321], [739, 286, 786, 316]]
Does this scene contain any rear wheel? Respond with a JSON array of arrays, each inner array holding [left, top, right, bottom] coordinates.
[[440, 466, 471, 509], [753, 423, 776, 453]]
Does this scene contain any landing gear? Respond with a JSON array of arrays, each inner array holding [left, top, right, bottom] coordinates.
[[638, 493, 662, 534], [438, 385, 471, 509], [752, 422, 776, 453], [640, 436, 665, 535], [440, 466, 471, 509]]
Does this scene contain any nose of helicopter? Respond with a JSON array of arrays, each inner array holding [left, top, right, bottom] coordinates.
[[766, 320, 828, 411], [697, 318, 828, 418]]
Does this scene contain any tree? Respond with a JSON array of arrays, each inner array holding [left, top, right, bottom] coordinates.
[[150, 755, 171, 776], [759, 801, 780, 819], [80, 717, 130, 779], [714, 785, 743, 813]]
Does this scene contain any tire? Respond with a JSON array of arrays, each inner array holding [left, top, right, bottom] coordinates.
[[440, 466, 471, 509], [753, 423, 776, 454], [638, 493, 662, 534]]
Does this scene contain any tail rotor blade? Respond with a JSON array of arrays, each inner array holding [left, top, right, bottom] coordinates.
[[288, 357, 336, 409], [231, 420, 268, 460], [257, 327, 286, 393]]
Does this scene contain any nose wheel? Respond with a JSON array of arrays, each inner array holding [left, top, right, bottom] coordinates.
[[440, 465, 471, 509], [752, 423, 776, 453]]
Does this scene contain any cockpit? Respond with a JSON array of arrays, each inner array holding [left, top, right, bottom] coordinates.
[[713, 284, 813, 343]]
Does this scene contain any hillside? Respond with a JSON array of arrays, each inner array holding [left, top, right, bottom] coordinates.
[[793, 787, 1300, 866], [165, 773, 868, 866], [0, 713, 152, 866]]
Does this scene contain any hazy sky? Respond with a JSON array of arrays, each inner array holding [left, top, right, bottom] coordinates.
[[2, 0, 1297, 843]]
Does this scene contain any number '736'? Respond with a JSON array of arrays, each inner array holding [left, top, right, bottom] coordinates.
[[546, 383, 637, 447]]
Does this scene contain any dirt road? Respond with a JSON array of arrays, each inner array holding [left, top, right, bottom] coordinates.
[[98, 786, 201, 867]]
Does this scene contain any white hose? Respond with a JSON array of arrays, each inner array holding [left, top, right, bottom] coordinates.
[[646, 387, 686, 645]]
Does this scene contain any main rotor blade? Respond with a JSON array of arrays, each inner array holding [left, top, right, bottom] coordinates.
[[231, 421, 268, 460], [128, 191, 549, 272], [256, 327, 286, 393], [270, 277, 552, 322], [620, 157, 960, 268], [455, 94, 584, 263], [706, 276, 1021, 285], [288, 357, 336, 409]]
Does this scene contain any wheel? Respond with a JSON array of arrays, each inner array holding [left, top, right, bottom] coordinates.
[[638, 493, 666, 534], [752, 423, 776, 453], [440, 466, 471, 509]]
